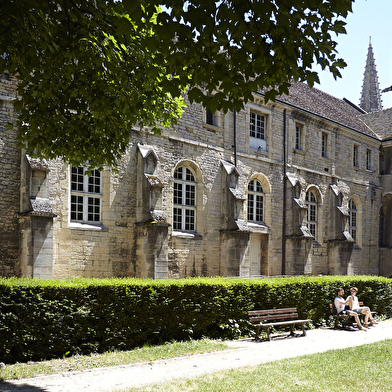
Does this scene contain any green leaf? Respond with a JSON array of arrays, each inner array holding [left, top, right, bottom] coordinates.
[[0, 0, 354, 168]]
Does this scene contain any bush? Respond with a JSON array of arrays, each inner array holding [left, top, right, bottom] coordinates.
[[0, 275, 391, 364]]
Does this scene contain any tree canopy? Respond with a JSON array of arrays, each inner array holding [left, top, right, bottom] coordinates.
[[0, 0, 354, 168]]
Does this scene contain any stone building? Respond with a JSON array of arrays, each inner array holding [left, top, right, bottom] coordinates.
[[1, 43, 392, 279]]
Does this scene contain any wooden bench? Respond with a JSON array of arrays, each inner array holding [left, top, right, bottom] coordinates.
[[330, 302, 376, 329], [330, 303, 352, 328], [248, 308, 311, 341]]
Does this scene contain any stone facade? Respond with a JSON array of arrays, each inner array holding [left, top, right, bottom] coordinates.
[[0, 74, 20, 277], [1, 75, 392, 279]]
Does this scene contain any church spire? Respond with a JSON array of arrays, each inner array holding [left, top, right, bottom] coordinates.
[[359, 38, 382, 113]]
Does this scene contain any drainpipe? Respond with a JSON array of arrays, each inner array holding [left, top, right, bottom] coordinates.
[[233, 108, 237, 166], [282, 109, 287, 275]]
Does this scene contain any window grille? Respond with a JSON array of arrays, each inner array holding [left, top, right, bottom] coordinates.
[[349, 199, 357, 242], [366, 149, 371, 170], [173, 167, 196, 231], [247, 179, 264, 223], [206, 109, 215, 126], [70, 166, 102, 223], [321, 133, 328, 158], [295, 124, 302, 150], [250, 112, 265, 140], [353, 145, 359, 167], [306, 190, 317, 239]]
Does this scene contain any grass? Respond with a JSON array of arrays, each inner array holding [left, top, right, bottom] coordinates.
[[0, 338, 230, 381], [128, 339, 392, 392]]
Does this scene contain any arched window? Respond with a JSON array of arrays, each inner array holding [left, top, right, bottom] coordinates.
[[349, 199, 357, 242], [247, 179, 264, 223], [173, 167, 196, 231], [306, 190, 317, 239]]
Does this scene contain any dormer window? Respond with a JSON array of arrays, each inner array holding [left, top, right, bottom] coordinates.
[[295, 123, 305, 151], [205, 108, 220, 128], [366, 149, 371, 171], [321, 132, 328, 158], [353, 144, 359, 168], [250, 112, 265, 140], [249, 110, 269, 151]]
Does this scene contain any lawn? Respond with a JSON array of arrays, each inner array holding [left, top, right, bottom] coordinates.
[[2, 337, 392, 392], [129, 339, 392, 392], [0, 339, 230, 381]]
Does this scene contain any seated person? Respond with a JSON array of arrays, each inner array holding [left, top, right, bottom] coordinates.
[[347, 287, 378, 328], [334, 287, 366, 330]]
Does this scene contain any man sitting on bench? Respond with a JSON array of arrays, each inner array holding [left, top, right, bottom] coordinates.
[[334, 287, 366, 331]]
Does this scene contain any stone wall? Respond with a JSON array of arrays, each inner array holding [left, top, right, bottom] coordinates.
[[44, 93, 385, 279], [0, 75, 20, 276], [0, 74, 389, 279]]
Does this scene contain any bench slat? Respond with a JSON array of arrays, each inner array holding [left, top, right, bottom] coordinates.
[[249, 313, 298, 323], [248, 308, 297, 316], [256, 319, 311, 328]]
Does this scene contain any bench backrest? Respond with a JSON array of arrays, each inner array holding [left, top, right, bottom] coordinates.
[[248, 308, 298, 323]]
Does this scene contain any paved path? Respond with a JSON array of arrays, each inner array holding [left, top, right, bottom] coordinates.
[[2, 319, 392, 392]]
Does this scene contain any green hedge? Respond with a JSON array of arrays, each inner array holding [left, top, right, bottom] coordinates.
[[0, 275, 391, 364]]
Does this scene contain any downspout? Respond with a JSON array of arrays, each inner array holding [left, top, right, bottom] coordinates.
[[282, 109, 287, 275], [233, 108, 237, 166]]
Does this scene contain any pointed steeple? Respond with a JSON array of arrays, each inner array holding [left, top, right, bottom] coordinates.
[[359, 38, 382, 113]]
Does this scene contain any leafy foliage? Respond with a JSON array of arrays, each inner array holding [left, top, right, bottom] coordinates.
[[0, 275, 391, 364], [0, 0, 354, 169], [1, 0, 185, 169]]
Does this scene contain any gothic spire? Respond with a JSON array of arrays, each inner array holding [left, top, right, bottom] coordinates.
[[359, 38, 382, 113]]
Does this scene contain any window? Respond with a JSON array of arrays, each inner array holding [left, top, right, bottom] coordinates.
[[321, 132, 328, 158], [204, 99, 220, 127], [366, 149, 371, 171], [349, 199, 357, 242], [306, 190, 317, 239], [173, 167, 196, 231], [247, 179, 264, 223], [250, 112, 265, 140], [295, 124, 303, 150], [353, 144, 359, 167], [249, 111, 268, 151], [205, 109, 216, 126], [70, 166, 102, 223]]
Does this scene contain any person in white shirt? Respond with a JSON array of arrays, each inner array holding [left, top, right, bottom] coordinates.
[[334, 288, 366, 330], [346, 287, 378, 328]]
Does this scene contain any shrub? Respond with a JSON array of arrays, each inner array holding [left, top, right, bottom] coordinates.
[[0, 275, 391, 363]]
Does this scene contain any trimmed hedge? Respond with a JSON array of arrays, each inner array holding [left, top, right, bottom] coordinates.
[[0, 275, 391, 364]]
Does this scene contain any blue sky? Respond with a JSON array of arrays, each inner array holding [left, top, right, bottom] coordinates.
[[315, 0, 392, 109]]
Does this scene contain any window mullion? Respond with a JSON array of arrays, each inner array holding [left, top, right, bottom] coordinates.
[[182, 182, 186, 229], [83, 195, 88, 222]]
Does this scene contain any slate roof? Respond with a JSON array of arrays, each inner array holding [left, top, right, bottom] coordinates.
[[30, 199, 56, 217], [27, 155, 50, 171], [266, 82, 379, 140]]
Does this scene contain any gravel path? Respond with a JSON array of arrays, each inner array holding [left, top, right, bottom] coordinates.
[[2, 319, 392, 392]]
